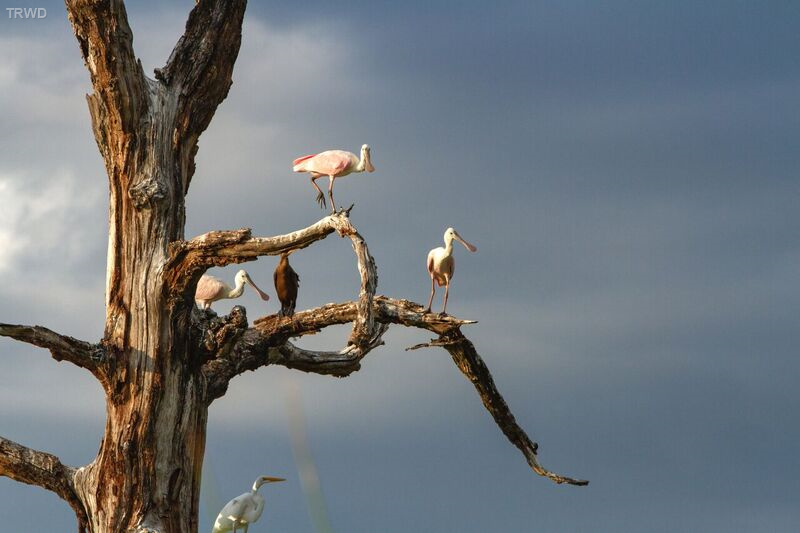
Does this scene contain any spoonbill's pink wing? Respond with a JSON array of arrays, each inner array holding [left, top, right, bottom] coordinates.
[[195, 275, 226, 301], [305, 150, 353, 176], [292, 154, 316, 170]]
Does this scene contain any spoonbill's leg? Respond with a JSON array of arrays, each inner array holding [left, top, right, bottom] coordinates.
[[311, 175, 326, 209], [441, 275, 451, 316], [328, 175, 337, 213], [425, 275, 436, 313]]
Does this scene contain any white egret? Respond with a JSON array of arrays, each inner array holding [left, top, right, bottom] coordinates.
[[212, 475, 285, 533]]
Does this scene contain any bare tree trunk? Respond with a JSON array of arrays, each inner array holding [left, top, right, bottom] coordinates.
[[62, 1, 247, 530], [0, 1, 586, 531]]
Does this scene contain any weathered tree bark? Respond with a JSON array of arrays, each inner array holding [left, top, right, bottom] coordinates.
[[63, 1, 246, 531], [0, 1, 586, 531]]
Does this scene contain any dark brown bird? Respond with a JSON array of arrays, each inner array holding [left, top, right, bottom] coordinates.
[[274, 252, 300, 317]]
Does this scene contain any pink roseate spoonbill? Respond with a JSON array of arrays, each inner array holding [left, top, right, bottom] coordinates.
[[424, 227, 477, 315], [195, 270, 270, 311], [292, 144, 374, 213], [212, 475, 285, 533]]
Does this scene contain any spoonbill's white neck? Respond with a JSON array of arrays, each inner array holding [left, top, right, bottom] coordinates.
[[228, 277, 246, 298], [356, 145, 373, 173], [443, 234, 455, 254]]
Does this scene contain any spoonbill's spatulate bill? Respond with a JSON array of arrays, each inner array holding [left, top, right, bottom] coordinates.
[[274, 251, 300, 317], [292, 144, 374, 213], [212, 476, 285, 533], [195, 269, 270, 311], [425, 227, 477, 315]]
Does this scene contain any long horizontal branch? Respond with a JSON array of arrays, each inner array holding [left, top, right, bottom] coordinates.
[[0, 323, 105, 381], [203, 298, 474, 393], [0, 436, 88, 530], [253, 298, 476, 338]]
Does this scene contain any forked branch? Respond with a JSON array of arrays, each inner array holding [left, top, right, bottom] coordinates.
[[0, 436, 88, 530], [0, 323, 105, 381]]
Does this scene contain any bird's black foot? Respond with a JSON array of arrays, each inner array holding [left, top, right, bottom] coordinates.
[[316, 192, 326, 209], [438, 311, 448, 318], [423, 307, 431, 314]]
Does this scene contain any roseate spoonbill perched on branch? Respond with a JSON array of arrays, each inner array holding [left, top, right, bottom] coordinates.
[[195, 270, 270, 311], [212, 475, 285, 533], [274, 251, 300, 317], [292, 144, 374, 212], [424, 227, 477, 315]]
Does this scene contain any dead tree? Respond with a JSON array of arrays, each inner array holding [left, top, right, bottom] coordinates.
[[0, 1, 587, 531]]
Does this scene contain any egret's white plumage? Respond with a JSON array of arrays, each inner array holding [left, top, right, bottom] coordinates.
[[425, 228, 477, 315], [212, 476, 285, 533], [195, 269, 270, 311], [292, 144, 374, 212]]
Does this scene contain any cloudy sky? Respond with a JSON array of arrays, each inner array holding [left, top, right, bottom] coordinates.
[[1, 1, 799, 531]]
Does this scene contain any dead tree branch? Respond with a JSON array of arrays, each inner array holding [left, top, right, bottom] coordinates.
[[201, 211, 386, 395], [168, 212, 355, 272], [165, 212, 358, 300], [204, 296, 586, 485], [203, 321, 390, 399], [157, 0, 248, 192], [0, 436, 88, 530], [204, 298, 475, 392], [65, 0, 148, 137], [437, 330, 589, 486], [159, 0, 247, 106], [0, 323, 106, 381], [405, 338, 463, 351]]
